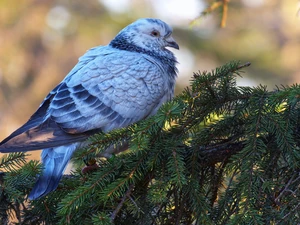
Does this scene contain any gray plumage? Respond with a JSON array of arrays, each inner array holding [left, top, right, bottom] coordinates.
[[0, 18, 179, 199]]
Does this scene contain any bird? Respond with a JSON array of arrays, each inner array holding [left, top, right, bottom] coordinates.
[[0, 18, 179, 200]]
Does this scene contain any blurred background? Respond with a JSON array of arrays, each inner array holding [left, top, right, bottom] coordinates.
[[0, 0, 300, 159]]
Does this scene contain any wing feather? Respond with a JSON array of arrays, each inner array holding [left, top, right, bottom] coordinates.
[[0, 46, 168, 152], [48, 49, 167, 133]]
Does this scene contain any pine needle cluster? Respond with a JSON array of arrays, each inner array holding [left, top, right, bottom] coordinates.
[[1, 61, 299, 224]]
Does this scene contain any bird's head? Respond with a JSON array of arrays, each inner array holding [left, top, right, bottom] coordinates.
[[110, 18, 179, 53]]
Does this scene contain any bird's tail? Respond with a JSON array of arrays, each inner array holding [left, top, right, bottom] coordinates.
[[28, 143, 79, 200]]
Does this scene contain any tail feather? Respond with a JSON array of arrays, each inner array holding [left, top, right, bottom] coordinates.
[[0, 120, 91, 153], [28, 143, 78, 200]]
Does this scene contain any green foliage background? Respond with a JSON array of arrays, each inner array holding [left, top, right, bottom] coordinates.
[[1, 62, 299, 224]]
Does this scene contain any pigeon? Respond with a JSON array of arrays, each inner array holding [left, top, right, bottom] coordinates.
[[0, 18, 179, 200]]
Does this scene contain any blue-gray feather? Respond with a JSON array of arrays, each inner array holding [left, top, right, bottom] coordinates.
[[28, 143, 79, 199], [0, 18, 179, 200]]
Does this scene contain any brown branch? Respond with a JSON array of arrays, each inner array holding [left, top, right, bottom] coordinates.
[[221, 0, 229, 28], [110, 184, 135, 222], [0, 172, 4, 184], [197, 141, 245, 166], [275, 202, 300, 225], [274, 172, 300, 205]]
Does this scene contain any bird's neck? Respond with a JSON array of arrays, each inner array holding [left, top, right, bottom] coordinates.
[[110, 37, 175, 63], [109, 37, 178, 82]]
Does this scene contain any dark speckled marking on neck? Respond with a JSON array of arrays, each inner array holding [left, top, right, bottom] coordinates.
[[109, 36, 178, 82]]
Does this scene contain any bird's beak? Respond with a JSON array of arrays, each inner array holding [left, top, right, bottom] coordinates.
[[165, 36, 179, 50]]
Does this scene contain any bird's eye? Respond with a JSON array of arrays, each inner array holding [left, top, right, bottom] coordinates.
[[151, 30, 160, 37]]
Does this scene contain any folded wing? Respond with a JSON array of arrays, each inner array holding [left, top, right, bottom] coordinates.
[[0, 46, 166, 152]]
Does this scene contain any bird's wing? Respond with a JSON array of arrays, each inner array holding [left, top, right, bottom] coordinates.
[[0, 47, 104, 152], [51, 48, 167, 133], [0, 47, 166, 152]]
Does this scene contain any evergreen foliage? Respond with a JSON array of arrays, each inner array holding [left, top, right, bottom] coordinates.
[[1, 61, 299, 224]]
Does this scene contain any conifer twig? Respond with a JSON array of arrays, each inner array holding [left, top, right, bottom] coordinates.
[[237, 62, 251, 70], [274, 172, 300, 205], [198, 142, 245, 166], [275, 202, 300, 225], [110, 184, 134, 222], [0, 172, 4, 184]]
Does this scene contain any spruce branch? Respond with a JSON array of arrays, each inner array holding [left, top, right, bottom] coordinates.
[[2, 61, 300, 224], [0, 152, 27, 172], [110, 184, 134, 222], [274, 171, 300, 205]]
